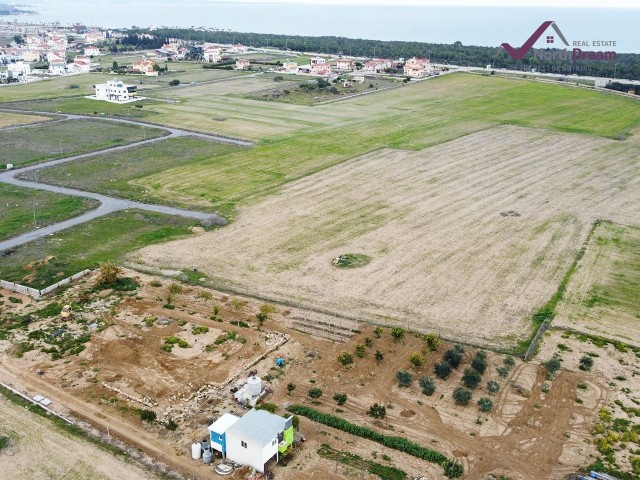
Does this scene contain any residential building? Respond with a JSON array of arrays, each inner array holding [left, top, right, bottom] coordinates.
[[335, 59, 353, 70], [310, 63, 331, 76], [48, 59, 67, 75], [203, 46, 222, 63], [47, 51, 65, 64], [310, 56, 325, 65], [84, 31, 104, 44], [93, 79, 139, 103], [213, 409, 294, 473], [20, 50, 40, 62], [362, 59, 392, 74], [131, 59, 157, 75], [229, 43, 246, 54], [84, 46, 101, 56], [7, 61, 30, 80], [235, 58, 251, 70], [352, 74, 365, 83], [281, 61, 298, 73], [67, 56, 91, 74], [403, 57, 431, 77]]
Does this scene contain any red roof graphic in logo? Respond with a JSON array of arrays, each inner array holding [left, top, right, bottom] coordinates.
[[501, 21, 569, 60]]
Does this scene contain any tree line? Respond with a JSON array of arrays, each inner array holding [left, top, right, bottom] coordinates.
[[123, 28, 640, 80]]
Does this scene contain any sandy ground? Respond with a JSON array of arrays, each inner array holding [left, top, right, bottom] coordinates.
[[0, 271, 610, 479], [555, 222, 640, 344], [0, 393, 159, 480], [136, 125, 640, 348]]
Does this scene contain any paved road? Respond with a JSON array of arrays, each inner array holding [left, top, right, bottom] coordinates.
[[0, 110, 246, 251]]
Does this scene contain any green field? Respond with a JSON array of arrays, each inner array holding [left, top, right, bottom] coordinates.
[[556, 222, 640, 343], [0, 210, 198, 288], [0, 184, 99, 242], [0, 118, 165, 167], [32, 137, 241, 213], [0, 73, 123, 102]]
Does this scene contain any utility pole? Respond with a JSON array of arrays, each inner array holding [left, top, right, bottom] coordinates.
[[59, 140, 63, 156], [32, 200, 37, 228]]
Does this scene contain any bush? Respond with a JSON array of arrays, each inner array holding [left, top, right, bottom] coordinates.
[[443, 345, 464, 368], [579, 355, 594, 371], [375, 350, 384, 364], [424, 333, 440, 351], [543, 356, 562, 378], [287, 383, 296, 393], [355, 344, 366, 358], [168, 282, 183, 294], [419, 377, 436, 396], [391, 327, 405, 342], [374, 327, 383, 338], [368, 403, 386, 419], [471, 351, 487, 374], [486, 380, 500, 394], [273, 75, 284, 81], [396, 371, 413, 387], [333, 393, 348, 405], [165, 419, 178, 431], [338, 351, 354, 366], [410, 352, 424, 368], [452, 387, 472, 406], [461, 368, 482, 389], [97, 262, 121, 285], [256, 402, 278, 413], [139, 409, 157, 422], [503, 356, 516, 368], [477, 397, 493, 412], [308, 388, 323, 399], [168, 79, 181, 86], [191, 325, 209, 335], [434, 360, 452, 380]]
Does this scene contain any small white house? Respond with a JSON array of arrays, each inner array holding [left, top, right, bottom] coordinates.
[[310, 56, 325, 65], [48, 60, 67, 75], [203, 46, 222, 63], [7, 61, 31, 80], [92, 79, 139, 103], [208, 413, 239, 457], [235, 58, 251, 70], [335, 59, 353, 70], [84, 46, 101, 56]]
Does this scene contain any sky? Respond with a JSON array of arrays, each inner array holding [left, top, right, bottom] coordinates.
[[201, 0, 638, 6]]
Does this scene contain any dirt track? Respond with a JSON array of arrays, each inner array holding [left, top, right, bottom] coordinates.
[[136, 125, 640, 348]]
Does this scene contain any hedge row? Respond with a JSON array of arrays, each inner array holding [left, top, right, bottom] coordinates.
[[287, 405, 463, 478]]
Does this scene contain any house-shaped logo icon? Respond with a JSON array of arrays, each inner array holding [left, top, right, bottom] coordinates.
[[501, 21, 569, 60]]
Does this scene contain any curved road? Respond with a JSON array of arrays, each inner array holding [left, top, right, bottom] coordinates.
[[0, 110, 253, 252]]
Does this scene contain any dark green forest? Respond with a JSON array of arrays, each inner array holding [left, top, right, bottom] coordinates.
[[117, 28, 640, 80]]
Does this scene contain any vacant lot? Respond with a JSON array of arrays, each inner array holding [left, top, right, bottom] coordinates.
[[0, 118, 165, 167], [0, 392, 159, 480], [0, 210, 198, 288], [0, 184, 99, 241], [138, 126, 640, 348], [555, 222, 640, 344], [0, 112, 50, 128], [32, 137, 242, 214], [0, 73, 119, 102]]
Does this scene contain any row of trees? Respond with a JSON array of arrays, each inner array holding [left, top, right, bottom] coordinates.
[[127, 27, 640, 80]]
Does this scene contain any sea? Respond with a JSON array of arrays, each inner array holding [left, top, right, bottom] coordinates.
[[4, 1, 640, 53]]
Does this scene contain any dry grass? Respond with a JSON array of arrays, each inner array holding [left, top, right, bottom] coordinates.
[[0, 113, 49, 128], [137, 126, 640, 348]]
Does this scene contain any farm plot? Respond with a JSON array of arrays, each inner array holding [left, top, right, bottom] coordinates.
[[554, 222, 640, 344], [0, 112, 50, 128], [137, 126, 640, 349], [0, 184, 99, 242], [0, 118, 165, 167], [31, 137, 242, 213], [0, 392, 160, 480]]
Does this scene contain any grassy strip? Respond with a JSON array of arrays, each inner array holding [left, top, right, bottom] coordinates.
[[515, 219, 605, 357], [287, 405, 462, 478], [318, 443, 406, 480], [0, 384, 127, 458]]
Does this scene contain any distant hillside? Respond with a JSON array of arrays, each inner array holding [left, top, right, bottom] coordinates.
[[0, 3, 34, 15]]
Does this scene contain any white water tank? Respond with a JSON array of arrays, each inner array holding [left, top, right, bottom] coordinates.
[[247, 375, 262, 396], [191, 442, 201, 459]]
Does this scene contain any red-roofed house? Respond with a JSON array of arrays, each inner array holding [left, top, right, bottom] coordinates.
[[403, 57, 431, 77]]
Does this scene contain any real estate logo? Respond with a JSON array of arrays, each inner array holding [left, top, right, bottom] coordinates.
[[501, 21, 617, 62]]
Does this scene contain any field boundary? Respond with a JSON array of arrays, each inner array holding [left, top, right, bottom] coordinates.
[[0, 381, 75, 424], [0, 269, 91, 298]]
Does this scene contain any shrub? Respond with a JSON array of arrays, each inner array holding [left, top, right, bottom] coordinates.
[[391, 327, 405, 342], [396, 371, 413, 387], [486, 380, 500, 394], [471, 351, 487, 374], [443, 345, 464, 368], [191, 325, 209, 335], [0, 436, 9, 451], [410, 352, 424, 368], [256, 311, 268, 326], [169, 79, 180, 86], [375, 350, 384, 364], [338, 351, 354, 366], [462, 368, 482, 389], [452, 387, 472, 406], [333, 393, 348, 405], [256, 402, 278, 413], [168, 282, 183, 294], [503, 356, 516, 368], [274, 75, 284, 81], [496, 367, 509, 378], [97, 262, 121, 285], [579, 355, 594, 371], [368, 403, 386, 419], [424, 333, 440, 351], [477, 397, 493, 412], [139, 409, 157, 422], [197, 290, 213, 300], [419, 377, 436, 396], [165, 418, 178, 431], [287, 383, 296, 393], [365, 337, 373, 347], [434, 361, 452, 380], [374, 327, 384, 338], [308, 388, 323, 399], [543, 356, 562, 378], [355, 344, 366, 358]]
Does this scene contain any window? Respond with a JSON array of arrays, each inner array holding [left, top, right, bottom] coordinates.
[[272, 439, 276, 446], [218, 435, 223, 441], [241, 441, 247, 448]]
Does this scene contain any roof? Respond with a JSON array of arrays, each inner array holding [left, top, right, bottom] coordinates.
[[208, 413, 240, 434], [226, 409, 287, 447]]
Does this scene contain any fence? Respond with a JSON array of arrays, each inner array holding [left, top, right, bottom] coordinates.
[[0, 269, 92, 299]]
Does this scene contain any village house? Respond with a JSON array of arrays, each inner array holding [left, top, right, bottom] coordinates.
[[48, 59, 67, 75], [228, 43, 247, 54], [47, 51, 65, 64], [203, 46, 222, 63], [281, 61, 298, 73], [310, 62, 332, 76], [131, 58, 158, 76], [310, 56, 325, 65], [403, 57, 431, 77], [352, 74, 366, 83], [84, 46, 101, 57], [92, 79, 139, 103], [20, 50, 40, 62], [6, 61, 31, 81], [156, 44, 178, 59], [83, 30, 104, 44], [208, 409, 294, 473], [235, 58, 251, 70], [362, 59, 392, 74], [335, 58, 353, 70], [68, 56, 91, 74]]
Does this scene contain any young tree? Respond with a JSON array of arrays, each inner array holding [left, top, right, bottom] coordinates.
[[424, 333, 440, 352], [333, 393, 348, 405], [579, 355, 594, 371], [367, 403, 386, 419], [477, 397, 493, 412], [410, 352, 424, 368], [434, 360, 452, 380], [256, 311, 268, 327], [364, 337, 373, 348], [486, 380, 500, 394], [139, 409, 157, 422], [462, 368, 482, 389], [374, 350, 384, 364], [496, 366, 509, 378], [503, 355, 516, 368], [169, 79, 181, 86], [373, 327, 383, 339], [308, 388, 323, 399], [452, 387, 472, 406], [543, 356, 562, 379], [391, 327, 405, 342], [338, 351, 354, 366], [396, 370, 413, 387], [355, 344, 366, 358], [471, 350, 487, 374], [419, 377, 436, 396], [287, 383, 296, 393], [443, 345, 464, 368], [112, 60, 119, 70]]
